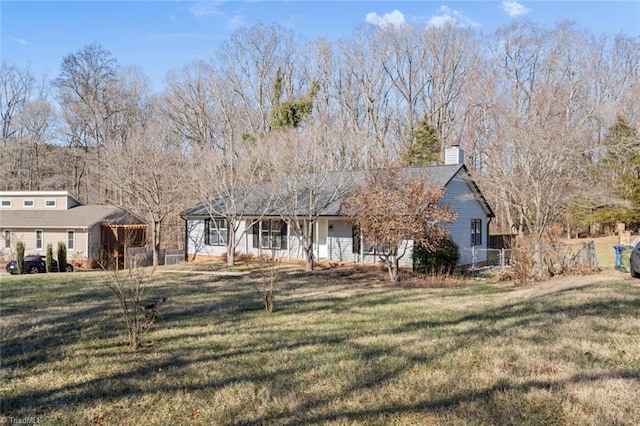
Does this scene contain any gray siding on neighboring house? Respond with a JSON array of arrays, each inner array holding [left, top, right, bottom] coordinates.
[[88, 225, 103, 259]]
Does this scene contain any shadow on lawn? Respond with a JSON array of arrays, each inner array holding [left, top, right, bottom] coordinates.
[[249, 370, 640, 426], [1, 272, 638, 423], [396, 284, 640, 336]]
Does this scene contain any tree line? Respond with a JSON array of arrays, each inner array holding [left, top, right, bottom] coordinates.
[[1, 20, 639, 278]]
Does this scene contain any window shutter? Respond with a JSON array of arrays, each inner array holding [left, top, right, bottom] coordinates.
[[252, 222, 259, 249], [281, 221, 288, 250], [352, 224, 361, 254], [204, 219, 211, 245]]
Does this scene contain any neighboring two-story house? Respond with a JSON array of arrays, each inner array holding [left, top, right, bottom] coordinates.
[[0, 191, 147, 268]]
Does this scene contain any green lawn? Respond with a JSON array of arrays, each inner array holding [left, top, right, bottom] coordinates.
[[1, 265, 639, 425]]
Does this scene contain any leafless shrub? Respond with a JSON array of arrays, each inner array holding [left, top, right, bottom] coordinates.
[[510, 245, 535, 285], [105, 266, 164, 350], [255, 252, 279, 312], [235, 252, 256, 263]]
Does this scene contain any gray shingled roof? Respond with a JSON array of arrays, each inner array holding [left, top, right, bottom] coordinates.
[[0, 205, 147, 229], [183, 164, 494, 217]]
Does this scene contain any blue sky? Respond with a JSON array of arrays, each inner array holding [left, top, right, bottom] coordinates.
[[2, 1, 639, 92]]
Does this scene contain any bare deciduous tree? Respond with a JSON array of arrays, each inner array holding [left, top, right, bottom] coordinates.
[[272, 123, 355, 272], [217, 24, 299, 137], [189, 140, 277, 267], [100, 99, 188, 267], [0, 63, 56, 190], [482, 22, 600, 280]]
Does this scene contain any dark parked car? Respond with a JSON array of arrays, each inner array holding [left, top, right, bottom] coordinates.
[[631, 240, 640, 279], [6, 255, 74, 275]]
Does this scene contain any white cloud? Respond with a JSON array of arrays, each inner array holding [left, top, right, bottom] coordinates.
[[10, 37, 27, 45], [227, 14, 245, 29], [428, 14, 456, 28], [365, 10, 406, 28], [501, 1, 531, 17], [428, 6, 480, 28], [189, 1, 225, 18]]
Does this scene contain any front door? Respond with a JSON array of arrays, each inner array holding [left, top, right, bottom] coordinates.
[[316, 219, 328, 259]]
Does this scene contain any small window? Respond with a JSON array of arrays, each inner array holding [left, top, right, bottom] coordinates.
[[471, 219, 482, 246], [67, 230, 75, 250], [1, 200, 11, 208], [4, 230, 10, 249], [45, 200, 57, 208], [35, 230, 43, 250], [23, 200, 35, 208]]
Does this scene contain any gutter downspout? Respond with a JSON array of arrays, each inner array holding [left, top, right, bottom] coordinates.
[[86, 227, 90, 264], [487, 216, 492, 249], [181, 215, 188, 262]]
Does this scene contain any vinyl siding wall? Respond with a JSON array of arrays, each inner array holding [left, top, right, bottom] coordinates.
[[0, 228, 90, 260], [0, 194, 82, 211], [185, 171, 490, 267], [440, 176, 489, 266], [186, 218, 307, 260], [186, 217, 413, 267]]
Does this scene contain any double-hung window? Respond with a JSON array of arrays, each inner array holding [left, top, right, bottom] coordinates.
[[67, 230, 75, 250], [471, 219, 482, 246], [35, 230, 43, 250], [204, 219, 228, 246], [252, 220, 287, 250]]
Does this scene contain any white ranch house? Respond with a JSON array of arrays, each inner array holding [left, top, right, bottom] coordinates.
[[183, 149, 495, 268]]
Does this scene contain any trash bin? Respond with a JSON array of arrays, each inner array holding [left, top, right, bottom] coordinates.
[[614, 244, 633, 272]]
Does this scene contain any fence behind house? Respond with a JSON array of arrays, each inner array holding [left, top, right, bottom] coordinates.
[[461, 241, 598, 273], [164, 249, 185, 266]]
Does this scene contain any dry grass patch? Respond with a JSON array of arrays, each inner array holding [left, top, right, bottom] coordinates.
[[1, 266, 639, 425]]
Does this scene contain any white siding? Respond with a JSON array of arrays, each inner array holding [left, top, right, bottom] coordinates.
[[441, 176, 489, 266], [186, 219, 227, 257], [185, 172, 491, 269], [327, 220, 355, 262]]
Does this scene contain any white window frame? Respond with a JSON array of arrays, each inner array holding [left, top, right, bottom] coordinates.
[[67, 230, 75, 251], [205, 218, 228, 246], [23, 199, 35, 208], [260, 219, 286, 250], [45, 200, 57, 208], [1, 200, 11, 208], [4, 230, 10, 249], [35, 229, 43, 250]]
